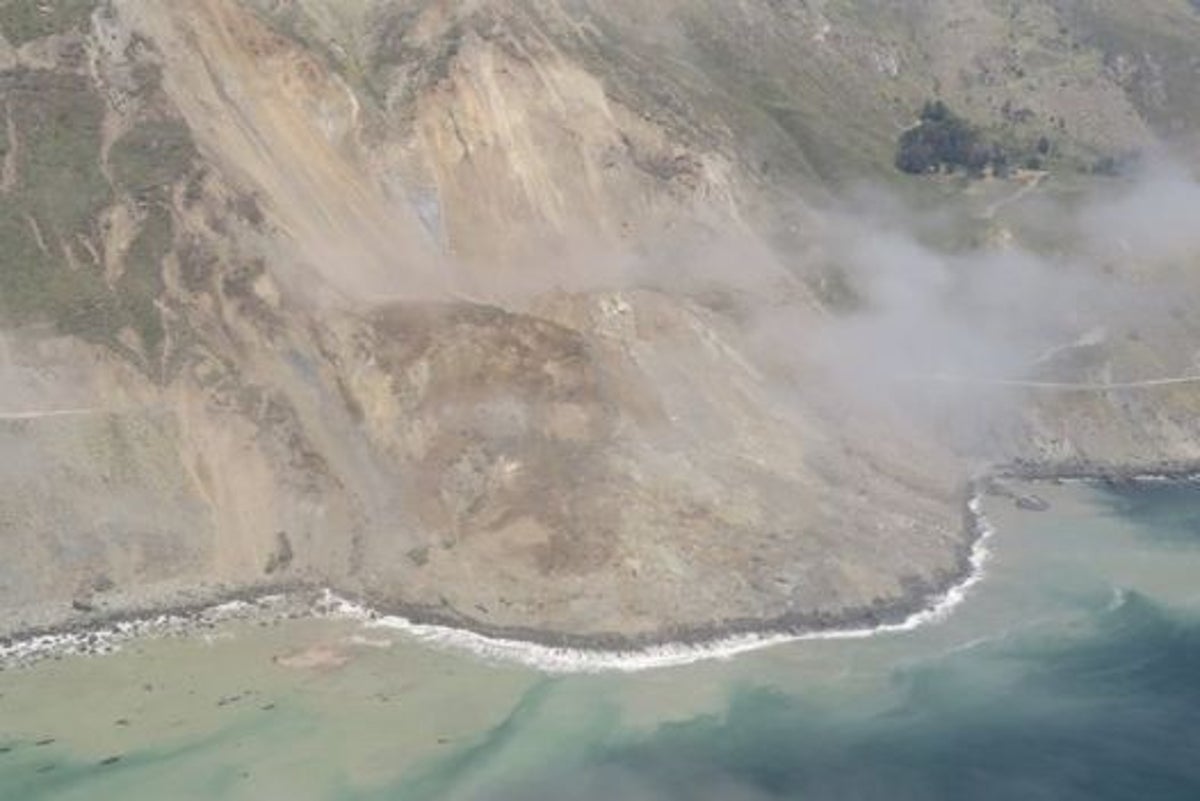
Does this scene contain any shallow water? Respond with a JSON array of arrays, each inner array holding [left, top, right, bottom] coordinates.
[[3, 480, 1200, 800]]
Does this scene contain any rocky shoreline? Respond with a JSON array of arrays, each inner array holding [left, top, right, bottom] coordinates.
[[995, 458, 1200, 484], [344, 490, 985, 655], [0, 583, 320, 669], [0, 485, 986, 669], [3, 460, 1198, 671]]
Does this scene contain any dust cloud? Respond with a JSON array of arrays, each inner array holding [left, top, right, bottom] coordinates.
[[642, 159, 1200, 457]]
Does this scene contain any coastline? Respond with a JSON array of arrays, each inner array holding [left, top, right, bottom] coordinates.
[[3, 462, 1196, 673], [995, 457, 1200, 483], [0, 484, 991, 673], [315, 488, 994, 673], [0, 582, 321, 669]]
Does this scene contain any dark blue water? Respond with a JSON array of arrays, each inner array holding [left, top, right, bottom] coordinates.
[[384, 594, 1200, 801], [386, 483, 1200, 801]]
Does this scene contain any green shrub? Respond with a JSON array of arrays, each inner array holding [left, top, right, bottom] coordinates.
[[109, 120, 197, 199], [0, 0, 96, 46], [895, 100, 1001, 176], [118, 204, 173, 354], [6, 70, 110, 231], [0, 71, 177, 360]]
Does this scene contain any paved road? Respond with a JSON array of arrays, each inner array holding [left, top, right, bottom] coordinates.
[[0, 408, 101, 420], [908, 374, 1200, 391]]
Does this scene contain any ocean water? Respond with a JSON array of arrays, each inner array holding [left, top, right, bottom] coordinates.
[[2, 479, 1200, 800]]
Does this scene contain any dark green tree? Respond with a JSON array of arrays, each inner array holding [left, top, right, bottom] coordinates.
[[895, 100, 1010, 177]]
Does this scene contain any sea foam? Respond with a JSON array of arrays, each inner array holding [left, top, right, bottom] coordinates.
[[317, 496, 996, 674], [0, 595, 294, 669], [2, 502, 994, 674]]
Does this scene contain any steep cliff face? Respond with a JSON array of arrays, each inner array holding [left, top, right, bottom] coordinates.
[[0, 0, 1197, 640], [0, 0, 366, 627]]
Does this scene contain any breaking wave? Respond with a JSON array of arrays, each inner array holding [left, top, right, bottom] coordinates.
[[316, 495, 996, 674], [3, 497, 995, 674]]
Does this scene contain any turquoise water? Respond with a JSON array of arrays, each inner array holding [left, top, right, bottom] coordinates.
[[2, 480, 1200, 800]]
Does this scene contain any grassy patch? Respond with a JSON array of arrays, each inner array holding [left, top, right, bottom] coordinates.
[[0, 69, 119, 341], [0, 110, 9, 162], [0, 0, 96, 46], [109, 119, 196, 200], [118, 203, 172, 354], [5, 69, 110, 231], [0, 198, 121, 338], [1052, 1, 1200, 136], [0, 69, 177, 361]]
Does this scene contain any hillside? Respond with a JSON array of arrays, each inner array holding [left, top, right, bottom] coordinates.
[[1, 0, 1199, 644]]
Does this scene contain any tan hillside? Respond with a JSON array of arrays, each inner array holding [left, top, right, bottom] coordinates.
[[1, 0, 1199, 643]]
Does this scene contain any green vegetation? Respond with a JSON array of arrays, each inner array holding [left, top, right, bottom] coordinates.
[[895, 100, 1006, 177], [0, 203, 96, 324], [893, 100, 1069, 178], [0, 70, 115, 338], [109, 120, 197, 200], [0, 0, 95, 46], [1058, 2, 1200, 141], [0, 70, 189, 364], [7, 70, 110, 230], [118, 204, 172, 354]]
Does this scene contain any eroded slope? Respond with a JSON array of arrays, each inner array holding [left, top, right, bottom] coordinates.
[[1, 0, 1198, 643]]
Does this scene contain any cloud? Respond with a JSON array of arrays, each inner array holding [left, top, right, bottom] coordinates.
[[722, 159, 1200, 456], [1077, 163, 1200, 267]]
